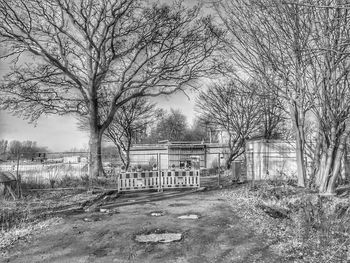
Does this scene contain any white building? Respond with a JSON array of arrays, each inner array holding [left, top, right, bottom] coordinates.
[[245, 139, 297, 181]]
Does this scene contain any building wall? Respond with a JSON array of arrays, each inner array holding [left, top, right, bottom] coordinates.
[[168, 146, 206, 169], [129, 146, 168, 169], [206, 145, 224, 168], [246, 140, 297, 181]]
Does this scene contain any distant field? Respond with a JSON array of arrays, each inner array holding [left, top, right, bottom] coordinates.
[[0, 162, 88, 184]]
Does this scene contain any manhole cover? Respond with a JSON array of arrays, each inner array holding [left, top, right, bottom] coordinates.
[[149, 211, 165, 217], [135, 233, 182, 243], [178, 214, 200, 220]]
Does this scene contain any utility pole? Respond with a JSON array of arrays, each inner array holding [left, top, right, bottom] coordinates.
[[16, 152, 22, 198]]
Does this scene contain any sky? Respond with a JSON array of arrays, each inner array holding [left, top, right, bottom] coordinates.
[[0, 91, 200, 152]]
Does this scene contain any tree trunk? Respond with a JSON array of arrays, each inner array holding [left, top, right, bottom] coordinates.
[[125, 139, 131, 170], [295, 128, 306, 187], [291, 3, 307, 188], [290, 103, 306, 187], [88, 94, 104, 178], [318, 144, 336, 193], [318, 133, 349, 195], [342, 142, 350, 183], [226, 158, 232, 170], [315, 150, 326, 188], [89, 126, 104, 178], [325, 148, 343, 194], [309, 133, 322, 188]]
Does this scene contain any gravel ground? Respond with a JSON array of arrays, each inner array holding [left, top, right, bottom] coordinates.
[[2, 184, 348, 262]]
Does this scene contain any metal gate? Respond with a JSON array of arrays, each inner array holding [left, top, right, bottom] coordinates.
[[117, 170, 200, 192]]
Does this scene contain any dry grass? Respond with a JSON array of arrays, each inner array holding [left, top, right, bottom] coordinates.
[[0, 188, 102, 254], [0, 217, 63, 253], [0, 189, 99, 233], [220, 183, 350, 262]]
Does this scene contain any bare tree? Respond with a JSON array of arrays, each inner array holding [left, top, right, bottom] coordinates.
[[251, 82, 286, 139], [196, 80, 263, 168], [103, 98, 157, 170], [214, 0, 315, 186], [6, 140, 47, 159], [195, 116, 221, 143], [0, 0, 221, 178], [215, 0, 350, 192], [307, 1, 350, 194], [144, 109, 189, 143], [183, 118, 210, 142]]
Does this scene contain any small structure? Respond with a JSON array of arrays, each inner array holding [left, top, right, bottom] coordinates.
[[245, 139, 297, 181], [0, 171, 17, 199]]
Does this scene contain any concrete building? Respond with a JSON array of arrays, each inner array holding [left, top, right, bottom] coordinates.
[[129, 141, 229, 170]]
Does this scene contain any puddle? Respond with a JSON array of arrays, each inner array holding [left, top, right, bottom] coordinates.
[[149, 211, 165, 217], [99, 208, 119, 214], [91, 247, 109, 257], [135, 229, 183, 243], [135, 233, 182, 243], [82, 215, 102, 222], [178, 214, 200, 220]]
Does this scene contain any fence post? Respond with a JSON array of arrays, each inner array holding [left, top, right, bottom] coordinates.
[[157, 153, 163, 192], [218, 153, 221, 187], [88, 151, 92, 191], [198, 169, 201, 188], [117, 172, 120, 193]]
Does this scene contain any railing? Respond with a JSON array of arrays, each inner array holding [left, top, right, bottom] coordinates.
[[161, 170, 200, 189], [117, 169, 200, 192]]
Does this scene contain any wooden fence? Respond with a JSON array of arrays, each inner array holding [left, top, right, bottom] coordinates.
[[117, 170, 200, 192]]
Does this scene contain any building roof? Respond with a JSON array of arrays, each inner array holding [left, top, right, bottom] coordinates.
[[130, 141, 228, 151]]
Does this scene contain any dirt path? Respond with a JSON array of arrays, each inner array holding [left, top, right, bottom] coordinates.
[[2, 191, 289, 263]]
